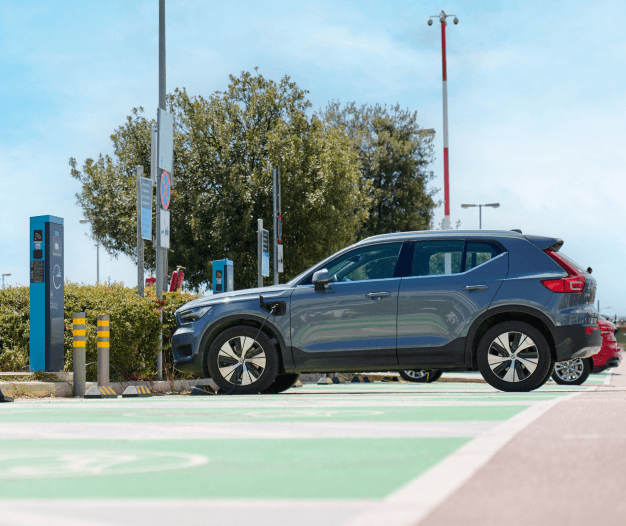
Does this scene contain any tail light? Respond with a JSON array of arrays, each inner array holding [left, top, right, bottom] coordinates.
[[541, 250, 586, 293]]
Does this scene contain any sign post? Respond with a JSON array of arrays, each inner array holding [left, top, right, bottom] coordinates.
[[136, 166, 150, 297]]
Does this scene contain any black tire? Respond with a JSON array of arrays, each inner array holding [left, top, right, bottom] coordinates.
[[552, 358, 591, 385], [207, 325, 279, 395], [477, 321, 552, 392], [399, 370, 442, 383], [263, 373, 301, 394]]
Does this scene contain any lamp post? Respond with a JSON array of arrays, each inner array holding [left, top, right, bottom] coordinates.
[[79, 219, 100, 284], [1, 273, 10, 289], [460, 203, 500, 229], [428, 11, 458, 230]]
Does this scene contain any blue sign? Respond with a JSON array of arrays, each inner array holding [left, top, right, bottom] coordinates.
[[160, 171, 171, 210], [140, 177, 152, 240]]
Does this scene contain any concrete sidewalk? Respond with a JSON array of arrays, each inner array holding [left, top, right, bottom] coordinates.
[[418, 363, 626, 525]]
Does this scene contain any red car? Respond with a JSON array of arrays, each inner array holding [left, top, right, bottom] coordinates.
[[552, 318, 622, 385]]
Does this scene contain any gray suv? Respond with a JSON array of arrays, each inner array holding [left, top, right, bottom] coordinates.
[[172, 230, 601, 393]]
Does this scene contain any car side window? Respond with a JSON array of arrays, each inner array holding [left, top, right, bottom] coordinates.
[[465, 242, 502, 271], [324, 243, 403, 283], [412, 241, 464, 276]]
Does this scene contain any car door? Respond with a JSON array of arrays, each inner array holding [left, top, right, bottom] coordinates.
[[290, 242, 405, 370], [397, 239, 509, 368]]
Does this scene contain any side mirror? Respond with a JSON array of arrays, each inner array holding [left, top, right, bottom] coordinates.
[[312, 269, 330, 292]]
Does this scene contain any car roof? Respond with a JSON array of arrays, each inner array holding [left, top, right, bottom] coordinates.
[[355, 229, 527, 246]]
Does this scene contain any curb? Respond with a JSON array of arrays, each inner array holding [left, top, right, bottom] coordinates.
[[0, 378, 218, 399]]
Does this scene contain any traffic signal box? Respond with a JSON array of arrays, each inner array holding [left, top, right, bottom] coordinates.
[[212, 259, 234, 293], [29, 215, 64, 372]]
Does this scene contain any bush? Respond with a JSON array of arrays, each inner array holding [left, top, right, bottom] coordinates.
[[0, 282, 198, 380]]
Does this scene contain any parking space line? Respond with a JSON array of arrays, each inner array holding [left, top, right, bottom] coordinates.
[[342, 391, 581, 526]]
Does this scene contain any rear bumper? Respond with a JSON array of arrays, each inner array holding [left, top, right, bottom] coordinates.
[[592, 355, 622, 373], [553, 324, 602, 362]]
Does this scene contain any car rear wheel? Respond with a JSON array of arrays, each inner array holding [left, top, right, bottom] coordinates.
[[263, 373, 301, 394], [552, 358, 591, 385], [477, 322, 552, 392], [207, 325, 279, 395], [399, 370, 443, 383]]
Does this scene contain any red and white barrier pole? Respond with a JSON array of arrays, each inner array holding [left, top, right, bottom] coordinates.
[[440, 15, 450, 230]]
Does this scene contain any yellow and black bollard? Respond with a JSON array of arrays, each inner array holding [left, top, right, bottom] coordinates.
[[97, 314, 110, 386], [73, 312, 86, 397]]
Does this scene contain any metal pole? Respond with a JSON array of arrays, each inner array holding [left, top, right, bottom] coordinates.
[[479, 205, 482, 229], [440, 15, 450, 231], [273, 167, 278, 285], [137, 166, 145, 297], [96, 243, 100, 284], [257, 219, 263, 288], [155, 0, 166, 381], [97, 314, 110, 386], [72, 313, 86, 398]]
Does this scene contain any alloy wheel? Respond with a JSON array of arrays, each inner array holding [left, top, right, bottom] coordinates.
[[554, 359, 584, 382], [217, 336, 267, 386], [403, 370, 428, 380], [487, 331, 539, 383]]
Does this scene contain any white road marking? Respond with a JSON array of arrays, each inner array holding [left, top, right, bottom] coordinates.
[[0, 499, 372, 526], [341, 392, 581, 526], [0, 421, 500, 440]]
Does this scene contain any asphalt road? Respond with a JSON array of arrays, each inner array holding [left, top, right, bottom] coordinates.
[[0, 367, 620, 526]]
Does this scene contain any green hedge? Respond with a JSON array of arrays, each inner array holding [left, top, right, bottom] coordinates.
[[0, 283, 198, 380]]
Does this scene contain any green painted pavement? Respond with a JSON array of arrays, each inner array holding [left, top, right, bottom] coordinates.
[[0, 404, 528, 424], [0, 437, 468, 500]]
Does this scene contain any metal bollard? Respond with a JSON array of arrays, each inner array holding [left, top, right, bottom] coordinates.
[[73, 312, 86, 397], [97, 314, 110, 386]]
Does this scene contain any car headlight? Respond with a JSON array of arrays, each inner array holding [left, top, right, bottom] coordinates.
[[179, 305, 212, 324]]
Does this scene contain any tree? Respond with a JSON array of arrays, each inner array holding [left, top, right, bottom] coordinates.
[[71, 72, 369, 290], [322, 102, 437, 239]]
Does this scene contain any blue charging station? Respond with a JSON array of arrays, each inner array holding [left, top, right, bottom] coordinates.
[[212, 259, 234, 294], [30, 215, 64, 372]]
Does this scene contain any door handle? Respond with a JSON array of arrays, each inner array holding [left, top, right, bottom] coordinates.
[[464, 285, 489, 292], [365, 292, 391, 299]]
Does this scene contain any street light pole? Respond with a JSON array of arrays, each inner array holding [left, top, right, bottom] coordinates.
[[1, 273, 10, 289], [428, 11, 458, 230], [460, 203, 500, 229]]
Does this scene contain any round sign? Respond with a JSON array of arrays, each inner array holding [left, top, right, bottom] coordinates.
[[160, 171, 171, 210]]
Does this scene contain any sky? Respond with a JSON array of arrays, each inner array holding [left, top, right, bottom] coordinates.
[[1, 0, 625, 314]]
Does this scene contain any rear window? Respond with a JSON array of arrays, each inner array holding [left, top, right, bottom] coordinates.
[[412, 241, 464, 276], [466, 242, 501, 271]]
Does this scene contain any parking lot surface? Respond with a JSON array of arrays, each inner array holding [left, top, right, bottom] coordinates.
[[0, 369, 620, 526]]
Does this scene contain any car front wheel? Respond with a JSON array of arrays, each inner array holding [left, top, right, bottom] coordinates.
[[552, 358, 591, 385], [477, 322, 552, 392], [207, 325, 279, 395], [399, 370, 443, 383]]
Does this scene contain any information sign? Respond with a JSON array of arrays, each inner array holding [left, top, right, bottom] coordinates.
[[262, 229, 270, 277], [278, 215, 282, 243], [160, 209, 170, 249], [140, 177, 152, 240], [160, 171, 171, 210], [157, 108, 173, 175], [277, 244, 283, 273]]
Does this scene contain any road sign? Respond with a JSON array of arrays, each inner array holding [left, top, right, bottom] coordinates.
[[160, 209, 170, 249], [277, 244, 283, 273], [140, 177, 152, 240], [150, 125, 157, 187], [160, 171, 171, 210], [278, 215, 282, 243], [262, 229, 270, 277], [157, 108, 173, 175]]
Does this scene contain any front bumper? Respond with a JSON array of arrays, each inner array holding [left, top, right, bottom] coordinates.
[[553, 324, 603, 362], [171, 325, 204, 376]]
